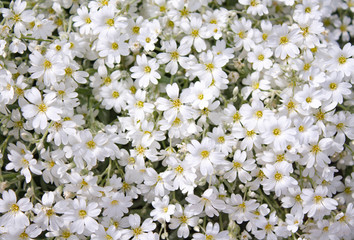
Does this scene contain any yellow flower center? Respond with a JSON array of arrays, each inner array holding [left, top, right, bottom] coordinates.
[[250, 0, 258, 6], [19, 232, 29, 239], [133, 227, 143, 236], [78, 210, 87, 218], [258, 54, 264, 61], [132, 26, 140, 34], [305, 7, 311, 13], [43, 60, 52, 69], [198, 94, 204, 100], [46, 208, 54, 216], [246, 130, 255, 137], [172, 117, 181, 126], [15, 87, 24, 96], [62, 230, 71, 238], [305, 97, 312, 103], [298, 125, 304, 132], [167, 20, 174, 28], [111, 42, 119, 50], [315, 110, 325, 121], [191, 29, 199, 38], [287, 101, 295, 110], [180, 7, 189, 17], [273, 128, 281, 136], [265, 223, 273, 232], [233, 112, 241, 122], [55, 45, 62, 51], [136, 145, 145, 155], [238, 31, 245, 39], [276, 154, 285, 162], [336, 123, 344, 130], [159, 6, 166, 12], [172, 98, 182, 108], [85, 17, 91, 24], [314, 195, 322, 203], [136, 101, 144, 108], [179, 215, 188, 223], [201, 150, 210, 159], [303, 63, 310, 71], [217, 136, 225, 143], [38, 103, 47, 112], [255, 110, 263, 118], [295, 194, 302, 202], [340, 25, 347, 32], [112, 91, 119, 98], [262, 33, 268, 41], [274, 172, 283, 181], [280, 36, 289, 44], [338, 56, 347, 64], [13, 14, 21, 22], [175, 165, 184, 174], [233, 162, 242, 169], [54, 122, 62, 130], [171, 51, 179, 60], [206, 235, 214, 240], [10, 203, 19, 212], [144, 66, 151, 73], [111, 200, 118, 205], [106, 18, 114, 26], [329, 82, 337, 90], [15, 121, 23, 128], [86, 140, 96, 149], [301, 26, 309, 36], [65, 67, 73, 76], [311, 144, 320, 154], [205, 63, 214, 71]]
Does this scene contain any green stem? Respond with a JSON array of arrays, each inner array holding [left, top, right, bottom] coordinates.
[[32, 121, 53, 154]]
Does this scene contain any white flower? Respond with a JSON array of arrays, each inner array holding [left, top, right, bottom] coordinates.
[[157, 40, 190, 74], [97, 32, 130, 67], [231, 18, 255, 51], [186, 137, 227, 176], [325, 43, 354, 77], [33, 192, 63, 231], [321, 71, 351, 104], [180, 16, 211, 52], [155, 83, 195, 122], [130, 54, 161, 88], [224, 150, 256, 183], [169, 203, 199, 238], [122, 214, 156, 240], [186, 188, 226, 217], [6, 143, 42, 183], [239, 0, 269, 16], [262, 162, 298, 197], [302, 186, 338, 220], [1, 0, 34, 37], [150, 196, 175, 222], [0, 189, 32, 231], [247, 45, 273, 71], [261, 116, 296, 151], [28, 51, 65, 86], [269, 24, 301, 59], [101, 192, 133, 218], [62, 198, 101, 235], [192, 222, 228, 240]]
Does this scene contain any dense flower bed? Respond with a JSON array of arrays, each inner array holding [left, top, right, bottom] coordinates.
[[0, 0, 353, 239]]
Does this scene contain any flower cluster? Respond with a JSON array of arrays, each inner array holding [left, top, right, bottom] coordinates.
[[0, 0, 353, 239]]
